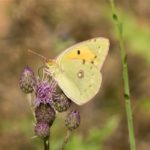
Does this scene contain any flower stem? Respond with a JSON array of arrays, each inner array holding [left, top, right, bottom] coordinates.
[[110, 1, 136, 150], [61, 130, 71, 150], [43, 136, 50, 150]]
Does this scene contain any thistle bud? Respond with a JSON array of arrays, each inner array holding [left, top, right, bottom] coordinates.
[[65, 110, 80, 131], [19, 66, 36, 93], [53, 93, 71, 112], [35, 122, 49, 138], [35, 104, 56, 126]]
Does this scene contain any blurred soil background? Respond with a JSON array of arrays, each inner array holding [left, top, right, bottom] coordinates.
[[0, 0, 150, 150]]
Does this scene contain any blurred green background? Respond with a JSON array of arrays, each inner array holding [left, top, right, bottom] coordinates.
[[0, 0, 150, 150]]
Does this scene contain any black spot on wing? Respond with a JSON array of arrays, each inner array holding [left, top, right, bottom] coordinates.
[[91, 61, 94, 64], [82, 59, 85, 64], [77, 50, 80, 55]]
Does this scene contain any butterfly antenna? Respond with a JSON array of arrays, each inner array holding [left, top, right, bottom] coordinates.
[[28, 49, 47, 61]]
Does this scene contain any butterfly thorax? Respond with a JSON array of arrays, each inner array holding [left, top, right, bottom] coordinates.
[[44, 59, 61, 78]]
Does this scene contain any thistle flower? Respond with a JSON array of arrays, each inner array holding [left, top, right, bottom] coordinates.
[[35, 104, 56, 126], [35, 122, 49, 138], [35, 80, 56, 107], [65, 110, 80, 131], [19, 66, 36, 93], [53, 93, 71, 112]]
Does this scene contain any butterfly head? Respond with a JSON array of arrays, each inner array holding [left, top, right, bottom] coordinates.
[[28, 49, 59, 77], [44, 59, 59, 77], [45, 59, 55, 68]]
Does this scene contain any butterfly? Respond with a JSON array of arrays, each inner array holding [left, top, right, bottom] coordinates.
[[33, 37, 109, 105]]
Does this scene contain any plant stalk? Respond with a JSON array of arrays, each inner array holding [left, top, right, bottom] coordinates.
[[110, 1, 136, 150], [61, 130, 71, 150], [43, 136, 50, 150]]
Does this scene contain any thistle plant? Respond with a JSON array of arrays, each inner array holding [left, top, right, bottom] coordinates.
[[65, 110, 80, 131], [19, 66, 80, 150], [53, 93, 72, 112], [19, 66, 36, 93], [61, 110, 80, 150]]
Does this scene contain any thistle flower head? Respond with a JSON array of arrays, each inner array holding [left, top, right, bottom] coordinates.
[[53, 93, 71, 112], [35, 80, 56, 107], [65, 110, 80, 131], [35, 122, 49, 138], [35, 104, 56, 126], [19, 66, 36, 93]]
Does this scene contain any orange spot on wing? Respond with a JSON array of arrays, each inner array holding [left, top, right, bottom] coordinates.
[[66, 47, 95, 61]]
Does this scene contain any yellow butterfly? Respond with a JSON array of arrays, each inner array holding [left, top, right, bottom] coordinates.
[[44, 37, 109, 105]]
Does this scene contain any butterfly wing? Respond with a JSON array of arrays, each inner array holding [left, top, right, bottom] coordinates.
[[55, 37, 109, 105], [57, 37, 109, 69], [55, 59, 102, 105], [86, 37, 109, 69]]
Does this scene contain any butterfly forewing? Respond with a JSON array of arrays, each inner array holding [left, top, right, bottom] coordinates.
[[56, 37, 109, 69]]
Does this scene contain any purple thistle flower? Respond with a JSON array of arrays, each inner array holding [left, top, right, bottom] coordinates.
[[35, 122, 49, 138], [65, 110, 80, 131], [35, 80, 57, 107]]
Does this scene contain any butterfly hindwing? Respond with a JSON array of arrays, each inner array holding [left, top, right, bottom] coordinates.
[[55, 58, 102, 105]]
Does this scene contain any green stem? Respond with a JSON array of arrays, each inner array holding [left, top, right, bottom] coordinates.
[[110, 1, 136, 150], [61, 130, 71, 150], [43, 136, 50, 150]]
